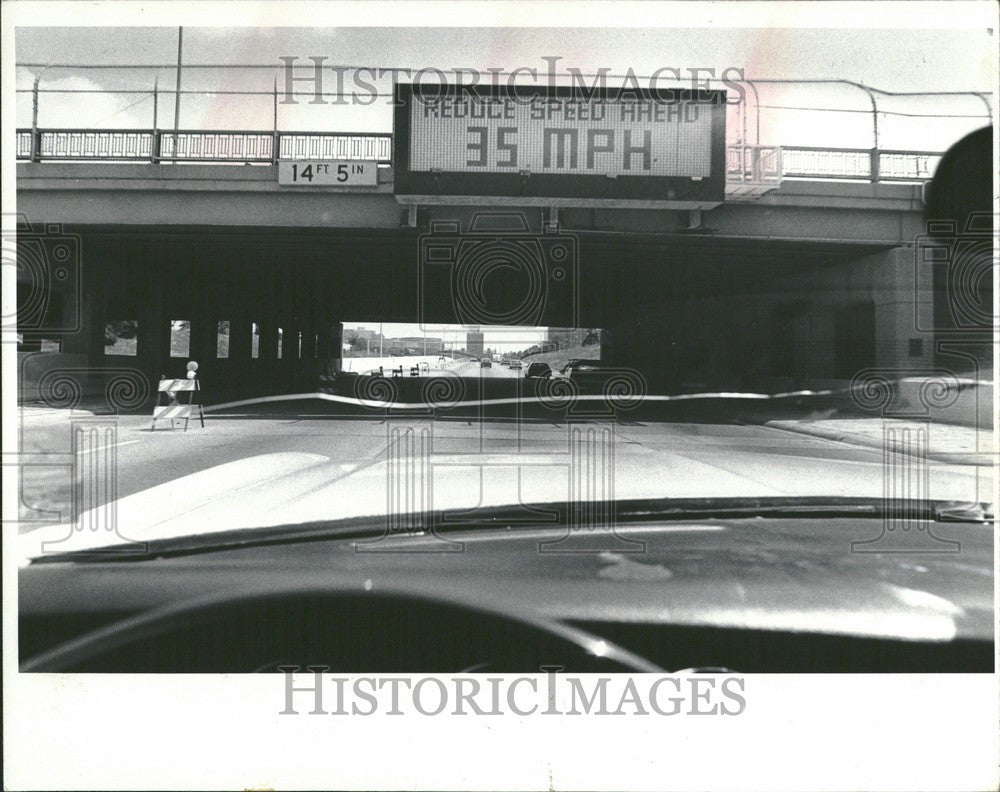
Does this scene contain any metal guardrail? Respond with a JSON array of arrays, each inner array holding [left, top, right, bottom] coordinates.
[[726, 144, 942, 184], [16, 128, 394, 164], [278, 133, 392, 162], [18, 128, 940, 184], [159, 131, 274, 162], [778, 146, 942, 182], [16, 67, 989, 186], [726, 145, 782, 183]]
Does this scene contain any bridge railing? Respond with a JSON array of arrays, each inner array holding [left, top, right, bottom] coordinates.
[[726, 145, 782, 183], [16, 65, 990, 176], [18, 129, 947, 186], [775, 146, 942, 182], [15, 67, 991, 186], [15, 128, 394, 165]]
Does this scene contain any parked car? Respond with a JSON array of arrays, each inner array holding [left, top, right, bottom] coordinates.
[[509, 360, 523, 370]]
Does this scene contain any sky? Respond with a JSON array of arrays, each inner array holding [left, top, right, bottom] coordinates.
[[15, 26, 995, 92], [15, 25, 996, 149]]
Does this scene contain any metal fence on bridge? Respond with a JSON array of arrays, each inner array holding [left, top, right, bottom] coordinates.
[[15, 64, 993, 185], [16, 128, 394, 164]]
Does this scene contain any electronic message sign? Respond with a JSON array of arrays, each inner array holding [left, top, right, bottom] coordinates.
[[393, 84, 726, 204]]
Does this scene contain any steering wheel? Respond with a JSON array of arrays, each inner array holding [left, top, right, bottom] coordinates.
[[22, 585, 664, 673]]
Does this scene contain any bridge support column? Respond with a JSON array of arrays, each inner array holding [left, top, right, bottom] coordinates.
[[136, 298, 168, 385], [188, 306, 218, 377], [869, 246, 933, 371], [300, 324, 318, 389], [226, 313, 251, 398], [258, 320, 279, 390], [60, 286, 105, 361]]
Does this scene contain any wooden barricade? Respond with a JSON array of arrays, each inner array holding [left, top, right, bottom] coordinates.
[[151, 378, 206, 431]]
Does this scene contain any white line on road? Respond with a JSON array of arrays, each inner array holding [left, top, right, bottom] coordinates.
[[76, 439, 141, 455]]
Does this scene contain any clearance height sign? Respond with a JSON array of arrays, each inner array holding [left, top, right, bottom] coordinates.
[[393, 84, 727, 203]]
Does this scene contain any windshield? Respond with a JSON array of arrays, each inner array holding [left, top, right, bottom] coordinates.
[[12, 27, 995, 560], [8, 20, 1000, 792]]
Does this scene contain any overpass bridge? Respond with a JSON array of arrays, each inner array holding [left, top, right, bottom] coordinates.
[[13, 75, 992, 407], [17, 157, 928, 243]]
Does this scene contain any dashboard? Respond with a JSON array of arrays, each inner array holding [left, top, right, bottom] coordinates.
[[20, 516, 995, 673]]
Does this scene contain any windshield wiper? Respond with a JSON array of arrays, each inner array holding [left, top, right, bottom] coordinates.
[[610, 496, 993, 523], [933, 502, 992, 522], [28, 496, 991, 565]]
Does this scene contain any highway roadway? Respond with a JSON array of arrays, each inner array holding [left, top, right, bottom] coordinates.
[[445, 360, 523, 378], [345, 356, 523, 379], [16, 396, 893, 537], [15, 394, 545, 532]]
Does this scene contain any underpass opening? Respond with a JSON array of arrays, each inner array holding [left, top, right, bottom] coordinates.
[[340, 321, 604, 377]]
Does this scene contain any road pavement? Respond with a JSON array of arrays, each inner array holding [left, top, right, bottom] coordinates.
[[15, 395, 878, 532], [17, 391, 992, 534], [447, 360, 522, 378]]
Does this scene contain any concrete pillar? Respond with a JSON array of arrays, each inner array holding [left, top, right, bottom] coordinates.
[[259, 321, 279, 363], [316, 324, 331, 359], [188, 308, 216, 366], [62, 283, 105, 363], [280, 321, 297, 390], [872, 246, 933, 370], [227, 314, 251, 394], [329, 322, 343, 372], [136, 285, 168, 383], [187, 307, 216, 403], [300, 325, 318, 389], [228, 315, 250, 360]]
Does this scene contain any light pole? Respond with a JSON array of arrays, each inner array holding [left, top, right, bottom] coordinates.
[[173, 27, 183, 134]]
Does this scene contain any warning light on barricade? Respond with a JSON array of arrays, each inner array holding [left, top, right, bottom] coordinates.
[[186, 360, 199, 380]]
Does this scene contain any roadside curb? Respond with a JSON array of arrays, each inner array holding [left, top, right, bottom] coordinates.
[[762, 420, 991, 466]]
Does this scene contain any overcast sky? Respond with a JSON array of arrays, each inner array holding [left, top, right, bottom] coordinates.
[[16, 25, 994, 148], [15, 26, 995, 91]]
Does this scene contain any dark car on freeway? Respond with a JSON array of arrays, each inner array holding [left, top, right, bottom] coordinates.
[[557, 358, 628, 390], [524, 362, 552, 378]]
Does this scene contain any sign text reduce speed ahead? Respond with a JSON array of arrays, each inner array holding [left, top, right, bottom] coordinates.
[[393, 85, 727, 203], [415, 96, 710, 176]]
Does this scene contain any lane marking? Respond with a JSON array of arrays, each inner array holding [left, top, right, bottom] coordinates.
[[75, 439, 141, 455]]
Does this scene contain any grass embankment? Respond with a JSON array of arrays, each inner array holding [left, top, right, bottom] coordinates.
[[519, 344, 600, 373]]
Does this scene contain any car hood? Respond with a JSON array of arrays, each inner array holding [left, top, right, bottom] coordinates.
[[19, 426, 990, 559]]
